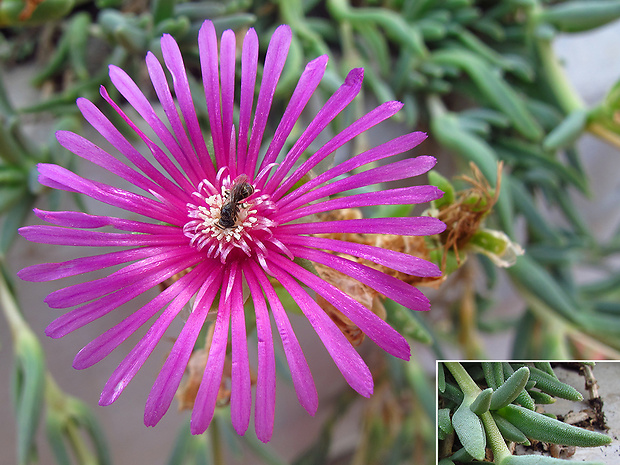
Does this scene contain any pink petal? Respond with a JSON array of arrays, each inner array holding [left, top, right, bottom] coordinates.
[[190, 267, 233, 434], [76, 97, 192, 202], [36, 163, 178, 223], [109, 64, 202, 187], [74, 263, 210, 370], [277, 216, 447, 237], [268, 259, 374, 397], [279, 132, 427, 207], [198, 20, 225, 168], [270, 97, 402, 198], [266, 67, 366, 196], [277, 235, 441, 277], [267, 254, 412, 361], [160, 33, 214, 179], [144, 267, 222, 426], [145, 51, 205, 185], [244, 25, 292, 177], [56, 129, 188, 211], [282, 156, 438, 212], [220, 29, 236, 163], [229, 263, 251, 435], [243, 262, 276, 443], [44, 248, 197, 308], [17, 246, 168, 282], [45, 252, 203, 338], [99, 86, 196, 194], [275, 185, 444, 223], [289, 245, 431, 311], [19, 225, 185, 249], [33, 209, 179, 234], [248, 261, 318, 415], [98, 266, 204, 406], [257, 54, 329, 181]]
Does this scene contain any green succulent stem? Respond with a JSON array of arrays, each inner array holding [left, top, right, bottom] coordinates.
[[0, 262, 29, 339], [587, 121, 620, 151], [45, 374, 98, 465], [443, 362, 480, 397], [480, 410, 512, 463], [527, 0, 582, 115], [211, 416, 224, 465], [444, 363, 518, 462], [531, 4, 620, 151], [534, 36, 583, 114], [518, 282, 620, 358]]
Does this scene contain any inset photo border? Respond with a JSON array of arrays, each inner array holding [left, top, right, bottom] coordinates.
[[437, 361, 619, 464]]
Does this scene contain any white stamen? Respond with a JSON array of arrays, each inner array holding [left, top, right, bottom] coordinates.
[[183, 178, 278, 262]]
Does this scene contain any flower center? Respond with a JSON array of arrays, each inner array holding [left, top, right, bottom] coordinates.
[[183, 179, 278, 262]]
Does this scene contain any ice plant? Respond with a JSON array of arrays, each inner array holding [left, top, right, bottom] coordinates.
[[18, 21, 446, 442]]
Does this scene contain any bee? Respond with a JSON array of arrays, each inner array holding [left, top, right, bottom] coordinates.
[[217, 175, 255, 229]]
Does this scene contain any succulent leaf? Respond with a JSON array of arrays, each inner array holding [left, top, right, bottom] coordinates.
[[520, 366, 583, 401], [452, 398, 486, 461], [497, 404, 611, 447], [490, 366, 530, 410], [470, 388, 493, 415], [491, 412, 529, 444]]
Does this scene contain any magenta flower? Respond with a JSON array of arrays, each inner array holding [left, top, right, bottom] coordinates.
[[18, 21, 445, 442]]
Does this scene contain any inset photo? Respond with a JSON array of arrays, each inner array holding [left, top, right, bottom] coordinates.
[[437, 361, 619, 464]]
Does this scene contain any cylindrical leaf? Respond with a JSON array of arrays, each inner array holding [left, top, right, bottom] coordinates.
[[431, 49, 543, 141], [13, 331, 45, 465], [502, 454, 606, 465], [470, 388, 493, 415], [508, 255, 582, 320], [491, 412, 529, 444], [438, 408, 453, 435], [533, 362, 556, 378], [543, 109, 588, 151], [497, 404, 611, 447], [526, 366, 583, 401], [538, 1, 620, 33], [438, 362, 446, 393], [528, 390, 556, 405], [490, 366, 530, 410]]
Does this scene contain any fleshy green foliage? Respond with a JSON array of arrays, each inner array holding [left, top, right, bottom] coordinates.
[[12, 328, 45, 465], [439, 362, 611, 464], [492, 412, 530, 445], [452, 395, 486, 460], [470, 387, 493, 415], [497, 404, 611, 448], [489, 366, 530, 410]]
